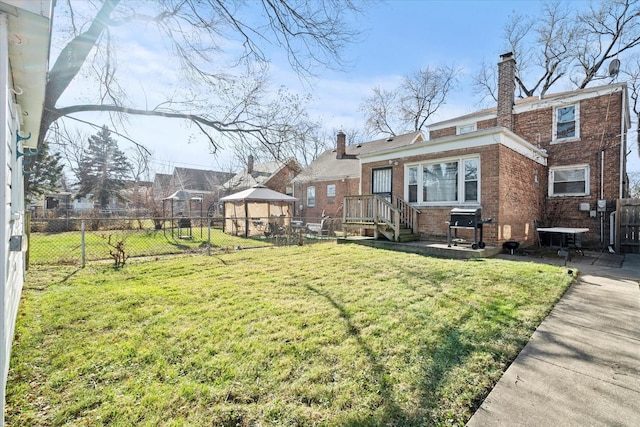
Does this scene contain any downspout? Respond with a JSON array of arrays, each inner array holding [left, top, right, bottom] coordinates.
[[601, 149, 605, 247], [620, 86, 627, 199], [609, 211, 616, 252]]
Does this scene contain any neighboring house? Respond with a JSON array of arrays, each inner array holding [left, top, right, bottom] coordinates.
[[221, 155, 302, 196], [120, 179, 153, 212], [352, 52, 630, 249], [0, 0, 52, 422], [154, 167, 235, 215], [291, 131, 425, 221], [151, 172, 173, 201]]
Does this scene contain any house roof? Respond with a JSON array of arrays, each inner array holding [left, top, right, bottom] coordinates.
[[153, 173, 172, 186], [222, 159, 299, 191], [173, 167, 235, 192], [292, 131, 424, 183], [220, 184, 298, 202], [428, 82, 628, 131], [360, 127, 548, 167], [1, 0, 53, 149]]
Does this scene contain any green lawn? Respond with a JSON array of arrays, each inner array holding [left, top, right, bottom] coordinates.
[[28, 228, 274, 265], [7, 244, 574, 426]]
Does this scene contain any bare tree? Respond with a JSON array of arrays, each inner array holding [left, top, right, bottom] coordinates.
[[474, 1, 577, 100], [474, 0, 640, 100], [361, 65, 459, 137], [42, 0, 362, 152], [573, 0, 640, 88], [360, 86, 399, 137]]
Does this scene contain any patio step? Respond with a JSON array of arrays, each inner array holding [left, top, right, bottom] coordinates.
[[397, 232, 421, 243]]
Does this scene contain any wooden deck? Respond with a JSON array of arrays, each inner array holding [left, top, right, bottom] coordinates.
[[342, 194, 420, 242]]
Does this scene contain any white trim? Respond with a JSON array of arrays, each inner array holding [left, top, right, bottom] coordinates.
[[306, 186, 315, 207], [361, 127, 547, 166], [513, 84, 624, 114], [548, 164, 590, 197], [457, 123, 477, 135], [429, 111, 495, 131], [427, 83, 626, 132], [404, 155, 481, 207], [552, 102, 580, 143]]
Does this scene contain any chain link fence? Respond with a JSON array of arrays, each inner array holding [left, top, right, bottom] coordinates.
[[28, 216, 344, 267]]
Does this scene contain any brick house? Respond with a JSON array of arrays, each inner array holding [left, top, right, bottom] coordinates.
[[153, 168, 235, 216], [221, 156, 302, 196], [351, 53, 630, 249], [291, 131, 425, 221]]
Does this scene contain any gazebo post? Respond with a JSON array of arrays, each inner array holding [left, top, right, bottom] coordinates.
[[244, 200, 249, 238]]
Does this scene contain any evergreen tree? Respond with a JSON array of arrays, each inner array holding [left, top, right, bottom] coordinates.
[[75, 126, 131, 209], [24, 141, 65, 205]]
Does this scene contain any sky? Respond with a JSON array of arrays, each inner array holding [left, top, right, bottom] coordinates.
[[54, 0, 640, 176]]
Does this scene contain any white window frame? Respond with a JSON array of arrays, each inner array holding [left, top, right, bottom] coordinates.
[[457, 123, 477, 135], [326, 184, 336, 204], [552, 103, 580, 143], [306, 186, 315, 207], [548, 164, 590, 197], [404, 155, 481, 206]]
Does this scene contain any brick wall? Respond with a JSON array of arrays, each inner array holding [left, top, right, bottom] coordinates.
[[496, 145, 547, 246], [297, 177, 359, 220], [514, 91, 624, 246], [265, 160, 302, 194]]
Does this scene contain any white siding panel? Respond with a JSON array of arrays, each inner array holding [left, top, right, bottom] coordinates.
[[0, 12, 25, 424]]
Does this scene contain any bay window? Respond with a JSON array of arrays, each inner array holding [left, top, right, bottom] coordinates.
[[405, 157, 480, 205]]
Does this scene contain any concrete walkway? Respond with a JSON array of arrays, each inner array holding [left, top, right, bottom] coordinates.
[[467, 251, 640, 427]]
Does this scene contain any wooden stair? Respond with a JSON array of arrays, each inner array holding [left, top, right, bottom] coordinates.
[[343, 195, 421, 242]]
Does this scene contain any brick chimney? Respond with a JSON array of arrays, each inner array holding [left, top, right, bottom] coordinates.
[[497, 52, 516, 131], [247, 154, 254, 174], [336, 131, 346, 159]]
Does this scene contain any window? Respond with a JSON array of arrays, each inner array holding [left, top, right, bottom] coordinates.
[[553, 104, 579, 141], [307, 186, 315, 207], [405, 157, 480, 205], [457, 123, 477, 135], [408, 166, 418, 203], [372, 167, 392, 201], [549, 165, 589, 196], [326, 184, 336, 204], [423, 161, 458, 202]]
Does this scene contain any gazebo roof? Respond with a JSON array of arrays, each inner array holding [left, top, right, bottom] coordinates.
[[219, 184, 298, 202], [163, 190, 202, 201]]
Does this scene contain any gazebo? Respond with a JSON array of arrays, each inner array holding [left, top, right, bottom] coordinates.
[[220, 184, 298, 237], [162, 190, 203, 238]]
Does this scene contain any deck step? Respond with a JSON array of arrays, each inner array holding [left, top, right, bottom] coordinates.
[[397, 233, 421, 242]]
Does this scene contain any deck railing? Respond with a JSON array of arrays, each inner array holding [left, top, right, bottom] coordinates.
[[343, 194, 420, 240], [394, 196, 420, 234]]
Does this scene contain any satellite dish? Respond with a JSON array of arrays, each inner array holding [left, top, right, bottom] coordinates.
[[609, 59, 621, 77]]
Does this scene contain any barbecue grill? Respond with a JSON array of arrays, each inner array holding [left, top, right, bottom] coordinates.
[[447, 208, 491, 249]]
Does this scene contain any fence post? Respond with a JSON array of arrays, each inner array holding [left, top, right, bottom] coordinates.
[[207, 219, 211, 256], [81, 220, 85, 268]]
